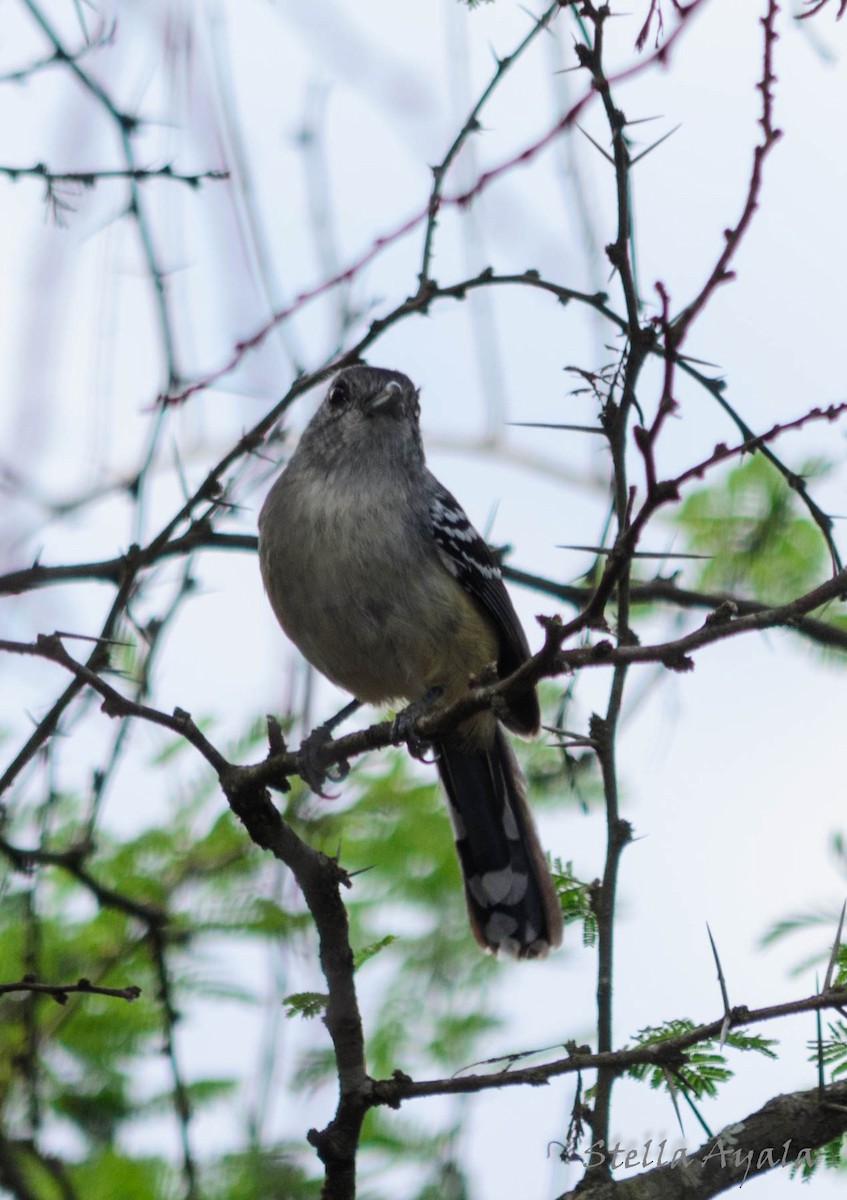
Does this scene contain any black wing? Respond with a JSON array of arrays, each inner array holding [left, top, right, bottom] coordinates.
[[427, 473, 540, 736]]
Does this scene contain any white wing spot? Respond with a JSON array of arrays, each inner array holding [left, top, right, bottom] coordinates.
[[481, 867, 528, 905], [484, 912, 520, 945], [467, 874, 487, 908], [480, 868, 514, 904], [502, 803, 519, 841]]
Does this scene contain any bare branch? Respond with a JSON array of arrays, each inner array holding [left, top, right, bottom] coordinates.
[[420, 1, 563, 284], [0, 978, 141, 1004], [0, 162, 228, 187], [668, 1, 783, 344], [797, 0, 847, 18]]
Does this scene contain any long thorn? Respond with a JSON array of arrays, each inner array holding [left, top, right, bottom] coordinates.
[[556, 544, 712, 559], [823, 899, 846, 992], [663, 1068, 685, 1136], [575, 123, 614, 164], [707, 923, 732, 1042], [631, 123, 682, 165], [816, 973, 825, 1100], [506, 421, 606, 434]]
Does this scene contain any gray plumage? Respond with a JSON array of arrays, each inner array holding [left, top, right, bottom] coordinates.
[[258, 364, 562, 958]]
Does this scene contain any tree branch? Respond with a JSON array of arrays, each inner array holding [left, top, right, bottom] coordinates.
[[554, 1081, 847, 1199], [0, 978, 141, 1004], [370, 986, 847, 1103]]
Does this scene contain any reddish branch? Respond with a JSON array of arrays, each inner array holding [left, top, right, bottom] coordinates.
[[4, 551, 846, 802], [4, 5, 843, 1196], [20, 0, 181, 388], [164, 0, 708, 409], [6, 621, 847, 1199], [797, 0, 846, 18], [420, 1, 562, 283], [636, 1, 696, 50], [668, 0, 782, 349]]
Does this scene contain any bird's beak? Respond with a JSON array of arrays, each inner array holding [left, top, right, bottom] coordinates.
[[367, 381, 404, 417]]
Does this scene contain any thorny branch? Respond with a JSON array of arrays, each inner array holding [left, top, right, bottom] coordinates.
[[163, 0, 708, 409], [19, 0, 184, 391], [0, 20, 112, 85], [0, 162, 228, 188], [668, 0, 782, 345], [569, 1, 652, 1167], [4, 548, 847, 823], [419, 1, 563, 284], [371, 986, 847, 1103], [5, 604, 847, 1194], [3, 1, 847, 1197], [797, 0, 846, 20]]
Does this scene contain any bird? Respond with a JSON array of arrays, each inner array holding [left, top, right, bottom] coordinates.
[[258, 364, 562, 958]]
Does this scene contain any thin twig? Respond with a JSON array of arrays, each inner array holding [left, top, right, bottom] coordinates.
[[0, 978, 141, 1003]]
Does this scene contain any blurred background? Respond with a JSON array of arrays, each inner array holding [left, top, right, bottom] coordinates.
[[1, 1, 846, 1197]]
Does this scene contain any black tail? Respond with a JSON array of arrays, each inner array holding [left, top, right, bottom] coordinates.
[[436, 728, 562, 958]]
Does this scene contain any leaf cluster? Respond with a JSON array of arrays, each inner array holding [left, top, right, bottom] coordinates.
[[625, 1018, 777, 1099]]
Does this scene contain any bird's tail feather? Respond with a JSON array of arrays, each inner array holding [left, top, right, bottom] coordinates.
[[436, 728, 563, 958]]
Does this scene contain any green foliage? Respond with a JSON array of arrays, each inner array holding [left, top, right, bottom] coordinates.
[[551, 858, 597, 947], [760, 833, 847, 978], [789, 1132, 847, 1181], [0, 720, 304, 1198], [811, 1020, 847, 1078], [0, 711, 578, 1199], [761, 908, 843, 950], [205, 1144, 322, 1199], [283, 991, 328, 1019], [269, 732, 579, 1189], [357, 1114, 469, 1200], [67, 1149, 174, 1200], [528, 684, 603, 819], [284, 752, 505, 1081], [353, 935, 397, 970], [671, 454, 828, 602], [625, 1019, 777, 1100], [720, 1029, 778, 1058], [763, 840, 847, 1177]]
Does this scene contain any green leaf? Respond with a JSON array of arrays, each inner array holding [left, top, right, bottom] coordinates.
[[809, 1020, 847, 1078], [790, 1133, 845, 1180], [671, 454, 829, 603], [551, 859, 597, 946], [207, 1144, 322, 1200], [625, 1019, 776, 1099], [354, 935, 397, 970], [69, 1147, 172, 1200], [284, 991, 329, 1019], [138, 1076, 239, 1116]]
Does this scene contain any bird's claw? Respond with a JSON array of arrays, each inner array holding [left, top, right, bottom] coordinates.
[[391, 688, 442, 762], [297, 725, 349, 797]]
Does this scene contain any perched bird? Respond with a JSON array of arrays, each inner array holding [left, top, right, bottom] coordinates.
[[258, 365, 562, 958]]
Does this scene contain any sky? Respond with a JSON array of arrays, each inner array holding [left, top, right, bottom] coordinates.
[[2, 0, 847, 1197]]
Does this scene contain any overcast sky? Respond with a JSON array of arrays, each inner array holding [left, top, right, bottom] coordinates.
[[2, 1, 847, 1196]]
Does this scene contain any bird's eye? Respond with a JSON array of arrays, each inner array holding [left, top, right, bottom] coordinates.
[[327, 380, 349, 409]]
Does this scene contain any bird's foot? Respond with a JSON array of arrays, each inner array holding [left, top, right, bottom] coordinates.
[[391, 687, 442, 762], [297, 723, 350, 797]]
